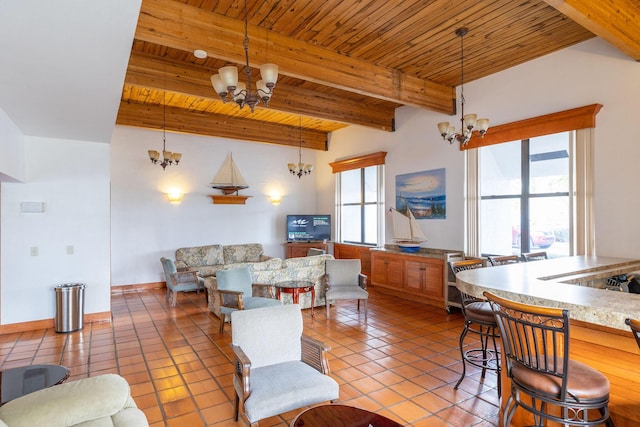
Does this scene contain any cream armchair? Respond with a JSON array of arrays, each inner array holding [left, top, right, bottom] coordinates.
[[0, 374, 148, 427], [324, 259, 369, 321], [231, 304, 339, 426]]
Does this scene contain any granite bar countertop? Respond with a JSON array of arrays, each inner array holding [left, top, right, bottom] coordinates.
[[455, 256, 640, 331], [371, 245, 463, 260]]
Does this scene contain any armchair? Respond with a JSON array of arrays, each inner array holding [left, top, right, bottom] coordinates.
[[0, 374, 148, 427], [324, 259, 368, 320], [160, 257, 205, 307], [230, 304, 339, 426], [216, 267, 282, 334]]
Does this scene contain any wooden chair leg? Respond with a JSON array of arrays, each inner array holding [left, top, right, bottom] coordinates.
[[219, 314, 226, 334], [326, 300, 331, 319], [234, 393, 240, 421]]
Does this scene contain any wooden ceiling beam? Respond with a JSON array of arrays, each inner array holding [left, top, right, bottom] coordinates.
[[116, 101, 328, 150], [125, 52, 396, 131], [135, 0, 455, 115], [544, 0, 640, 60]]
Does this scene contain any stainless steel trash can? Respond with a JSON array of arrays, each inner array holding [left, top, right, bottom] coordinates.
[[54, 283, 86, 333]]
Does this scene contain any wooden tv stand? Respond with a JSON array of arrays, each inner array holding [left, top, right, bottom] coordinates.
[[285, 242, 329, 258]]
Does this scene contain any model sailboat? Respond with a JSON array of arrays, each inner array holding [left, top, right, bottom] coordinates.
[[391, 207, 427, 252], [209, 153, 251, 204], [211, 153, 249, 195]]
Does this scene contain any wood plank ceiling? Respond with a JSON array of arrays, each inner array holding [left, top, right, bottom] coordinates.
[[117, 0, 640, 150]]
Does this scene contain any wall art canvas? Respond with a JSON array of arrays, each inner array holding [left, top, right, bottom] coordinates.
[[395, 168, 446, 219]]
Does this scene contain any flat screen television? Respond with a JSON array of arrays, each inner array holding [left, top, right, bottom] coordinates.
[[286, 214, 331, 242]]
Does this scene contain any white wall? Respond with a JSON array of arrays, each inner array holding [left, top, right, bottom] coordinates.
[[0, 107, 25, 182], [318, 37, 640, 259], [1, 137, 111, 324], [316, 107, 466, 250], [110, 126, 319, 286]]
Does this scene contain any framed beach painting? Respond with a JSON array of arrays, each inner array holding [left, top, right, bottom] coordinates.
[[395, 168, 446, 219]]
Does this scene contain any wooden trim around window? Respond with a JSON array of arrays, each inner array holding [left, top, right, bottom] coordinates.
[[329, 151, 387, 173], [461, 104, 603, 150]]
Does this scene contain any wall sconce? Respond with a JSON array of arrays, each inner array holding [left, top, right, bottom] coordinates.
[[270, 194, 282, 205], [166, 192, 184, 204]]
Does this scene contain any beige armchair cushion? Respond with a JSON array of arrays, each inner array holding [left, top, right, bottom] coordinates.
[[0, 374, 147, 427]]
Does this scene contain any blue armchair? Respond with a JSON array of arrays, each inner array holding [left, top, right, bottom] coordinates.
[[160, 257, 205, 307], [216, 267, 282, 333]]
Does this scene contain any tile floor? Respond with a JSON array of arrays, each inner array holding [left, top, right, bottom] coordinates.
[[0, 288, 500, 426]]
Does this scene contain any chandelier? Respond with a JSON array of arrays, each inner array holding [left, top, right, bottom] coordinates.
[[209, 0, 278, 113], [148, 90, 181, 170], [437, 28, 489, 147], [288, 117, 313, 178]]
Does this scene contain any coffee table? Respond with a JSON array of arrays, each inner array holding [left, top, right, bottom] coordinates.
[[291, 404, 403, 427], [0, 364, 70, 404], [275, 280, 316, 318]]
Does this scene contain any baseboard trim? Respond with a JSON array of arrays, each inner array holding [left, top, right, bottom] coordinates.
[[111, 282, 165, 293], [0, 311, 112, 335]]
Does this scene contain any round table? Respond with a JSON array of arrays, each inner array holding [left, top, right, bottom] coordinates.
[[291, 404, 403, 427], [0, 364, 70, 404], [275, 280, 316, 318]]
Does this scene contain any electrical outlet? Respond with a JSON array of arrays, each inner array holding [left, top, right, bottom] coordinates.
[[30, 246, 38, 256], [66, 245, 74, 255]]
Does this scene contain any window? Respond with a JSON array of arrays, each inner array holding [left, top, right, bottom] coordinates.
[[330, 152, 386, 246], [461, 104, 602, 256], [479, 133, 571, 258]]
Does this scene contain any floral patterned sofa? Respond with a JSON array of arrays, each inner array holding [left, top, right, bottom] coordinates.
[[174, 243, 275, 278], [205, 253, 334, 319]]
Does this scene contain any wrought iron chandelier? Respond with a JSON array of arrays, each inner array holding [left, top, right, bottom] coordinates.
[[148, 90, 181, 170], [288, 117, 313, 178], [437, 28, 489, 147], [209, 0, 278, 113]]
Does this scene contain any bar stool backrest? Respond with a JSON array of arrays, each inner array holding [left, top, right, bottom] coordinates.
[[449, 259, 485, 306], [488, 255, 520, 266], [522, 251, 547, 262], [485, 292, 569, 396]]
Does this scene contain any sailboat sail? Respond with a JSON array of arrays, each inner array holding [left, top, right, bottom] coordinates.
[[210, 154, 249, 195], [391, 208, 427, 244]]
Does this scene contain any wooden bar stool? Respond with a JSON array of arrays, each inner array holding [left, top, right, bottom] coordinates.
[[485, 291, 614, 427], [449, 259, 501, 397]]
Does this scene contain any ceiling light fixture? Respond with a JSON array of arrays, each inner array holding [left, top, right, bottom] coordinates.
[[148, 90, 182, 170], [209, 0, 278, 113], [437, 28, 489, 147], [288, 117, 313, 178]]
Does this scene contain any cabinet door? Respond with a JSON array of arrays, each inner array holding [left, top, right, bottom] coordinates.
[[371, 254, 388, 285], [386, 257, 403, 288], [404, 260, 425, 293], [422, 260, 444, 298], [371, 253, 402, 289]]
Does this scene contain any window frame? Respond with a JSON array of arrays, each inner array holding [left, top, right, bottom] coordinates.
[[330, 152, 386, 246]]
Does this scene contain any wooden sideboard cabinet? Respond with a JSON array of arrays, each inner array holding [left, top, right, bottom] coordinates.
[[371, 249, 460, 307], [333, 243, 372, 277], [285, 242, 328, 259]]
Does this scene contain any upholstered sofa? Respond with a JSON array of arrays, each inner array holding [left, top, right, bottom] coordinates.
[[174, 243, 274, 278], [205, 254, 334, 319], [0, 374, 148, 427]]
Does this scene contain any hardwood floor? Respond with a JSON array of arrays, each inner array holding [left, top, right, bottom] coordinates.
[[0, 288, 500, 426]]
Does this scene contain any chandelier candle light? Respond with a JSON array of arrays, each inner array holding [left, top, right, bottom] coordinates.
[[210, 0, 278, 113], [288, 117, 313, 178], [148, 90, 182, 170], [437, 28, 489, 147]]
